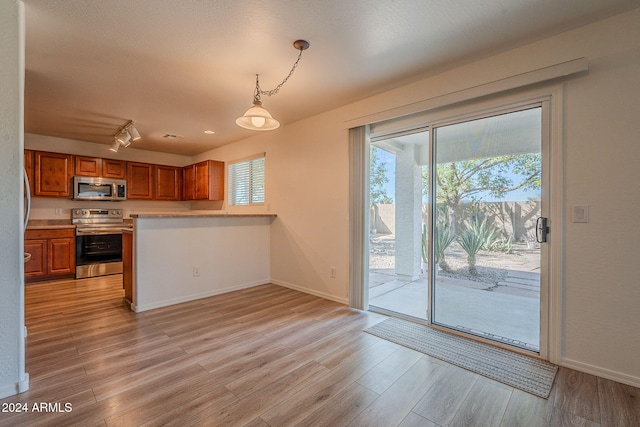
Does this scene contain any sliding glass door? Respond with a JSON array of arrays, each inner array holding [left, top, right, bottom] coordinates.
[[430, 107, 544, 352], [368, 130, 429, 320], [366, 104, 549, 353]]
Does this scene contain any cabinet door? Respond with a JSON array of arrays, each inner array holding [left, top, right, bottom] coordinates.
[[182, 165, 195, 200], [155, 165, 181, 200], [34, 151, 74, 197], [194, 161, 210, 200], [24, 150, 35, 196], [48, 237, 75, 275], [24, 239, 47, 278], [208, 160, 225, 201], [75, 156, 102, 177], [102, 159, 126, 179], [127, 162, 154, 199]]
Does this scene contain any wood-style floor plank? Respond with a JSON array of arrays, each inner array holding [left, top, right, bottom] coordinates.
[[2, 275, 639, 426], [554, 367, 601, 423]]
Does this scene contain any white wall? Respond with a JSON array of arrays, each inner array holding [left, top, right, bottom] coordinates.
[[0, 0, 28, 399], [133, 216, 272, 311], [196, 8, 640, 385]]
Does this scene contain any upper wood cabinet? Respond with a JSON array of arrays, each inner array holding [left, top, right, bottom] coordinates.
[[182, 164, 195, 200], [75, 156, 126, 179], [154, 165, 181, 201], [102, 159, 126, 179], [186, 160, 224, 201], [127, 162, 154, 199], [75, 156, 102, 177], [24, 149, 35, 196], [33, 151, 74, 197]]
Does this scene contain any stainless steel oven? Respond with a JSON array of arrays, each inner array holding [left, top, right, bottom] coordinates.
[[73, 208, 129, 279]]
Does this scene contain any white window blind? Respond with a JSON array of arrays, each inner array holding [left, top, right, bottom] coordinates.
[[228, 155, 265, 205]]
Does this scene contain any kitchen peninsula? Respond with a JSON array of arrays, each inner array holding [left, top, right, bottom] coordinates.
[[128, 213, 276, 312]]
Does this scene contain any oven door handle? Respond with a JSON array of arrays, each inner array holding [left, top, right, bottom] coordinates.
[[76, 230, 124, 235]]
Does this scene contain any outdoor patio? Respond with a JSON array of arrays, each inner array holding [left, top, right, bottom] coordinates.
[[369, 234, 541, 351]]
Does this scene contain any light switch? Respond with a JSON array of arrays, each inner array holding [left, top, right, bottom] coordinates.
[[572, 205, 589, 223]]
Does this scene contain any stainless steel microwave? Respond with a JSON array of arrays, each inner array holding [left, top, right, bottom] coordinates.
[[72, 176, 127, 201]]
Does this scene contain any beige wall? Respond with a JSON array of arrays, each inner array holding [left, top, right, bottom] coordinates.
[[196, 8, 640, 386]]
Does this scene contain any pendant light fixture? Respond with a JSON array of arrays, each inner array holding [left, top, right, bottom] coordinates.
[[236, 39, 310, 131]]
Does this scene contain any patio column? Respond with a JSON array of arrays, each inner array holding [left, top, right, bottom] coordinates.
[[395, 144, 422, 281]]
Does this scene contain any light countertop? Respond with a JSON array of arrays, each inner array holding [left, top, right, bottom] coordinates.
[[130, 213, 276, 219]]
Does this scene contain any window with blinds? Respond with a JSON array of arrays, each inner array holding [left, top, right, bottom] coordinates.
[[228, 155, 265, 206]]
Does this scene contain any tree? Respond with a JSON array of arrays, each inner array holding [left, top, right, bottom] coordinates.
[[370, 146, 393, 205], [424, 153, 541, 234]]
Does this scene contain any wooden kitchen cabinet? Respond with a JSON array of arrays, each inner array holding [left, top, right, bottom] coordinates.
[[24, 239, 47, 278], [102, 159, 126, 179], [182, 164, 195, 200], [122, 230, 133, 305], [48, 238, 75, 275], [182, 160, 224, 201], [33, 151, 74, 197], [25, 228, 75, 283], [75, 156, 126, 179], [154, 165, 181, 200], [75, 156, 102, 177], [24, 149, 35, 196], [127, 162, 154, 199]]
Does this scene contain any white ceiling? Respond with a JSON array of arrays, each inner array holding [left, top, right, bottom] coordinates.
[[23, 0, 640, 156]]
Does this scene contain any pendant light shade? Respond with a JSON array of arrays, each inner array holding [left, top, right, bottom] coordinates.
[[235, 100, 280, 131], [236, 39, 309, 131]]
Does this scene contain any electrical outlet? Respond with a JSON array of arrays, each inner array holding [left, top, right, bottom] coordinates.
[[193, 267, 200, 277], [330, 267, 336, 278]]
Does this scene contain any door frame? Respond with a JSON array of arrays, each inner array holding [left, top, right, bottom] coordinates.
[[357, 84, 564, 363]]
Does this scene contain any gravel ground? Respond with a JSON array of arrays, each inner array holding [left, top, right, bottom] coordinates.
[[369, 233, 540, 285]]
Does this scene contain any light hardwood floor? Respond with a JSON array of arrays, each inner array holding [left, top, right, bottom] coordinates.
[[1, 276, 639, 426]]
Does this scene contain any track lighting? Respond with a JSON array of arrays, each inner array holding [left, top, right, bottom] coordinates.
[[236, 39, 309, 131], [128, 124, 141, 141], [116, 130, 131, 147], [109, 139, 120, 152], [111, 120, 140, 152]]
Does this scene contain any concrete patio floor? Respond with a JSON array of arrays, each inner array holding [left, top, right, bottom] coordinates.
[[369, 267, 541, 351]]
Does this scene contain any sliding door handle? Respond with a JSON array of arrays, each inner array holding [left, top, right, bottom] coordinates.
[[535, 217, 549, 243]]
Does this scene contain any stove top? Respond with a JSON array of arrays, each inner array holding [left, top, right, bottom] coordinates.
[[72, 208, 127, 233]]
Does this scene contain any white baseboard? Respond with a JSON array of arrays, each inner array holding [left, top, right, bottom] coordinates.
[[133, 280, 269, 312], [0, 373, 29, 400], [270, 279, 349, 305], [561, 357, 640, 388]]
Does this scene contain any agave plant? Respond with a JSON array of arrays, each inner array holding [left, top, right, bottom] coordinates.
[[457, 228, 484, 274], [458, 217, 500, 274], [434, 226, 455, 272]]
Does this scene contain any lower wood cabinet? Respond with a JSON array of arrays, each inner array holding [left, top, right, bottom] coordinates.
[[122, 231, 133, 304], [25, 228, 75, 283]]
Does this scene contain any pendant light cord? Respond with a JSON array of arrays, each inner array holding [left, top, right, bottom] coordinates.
[[254, 47, 305, 102]]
